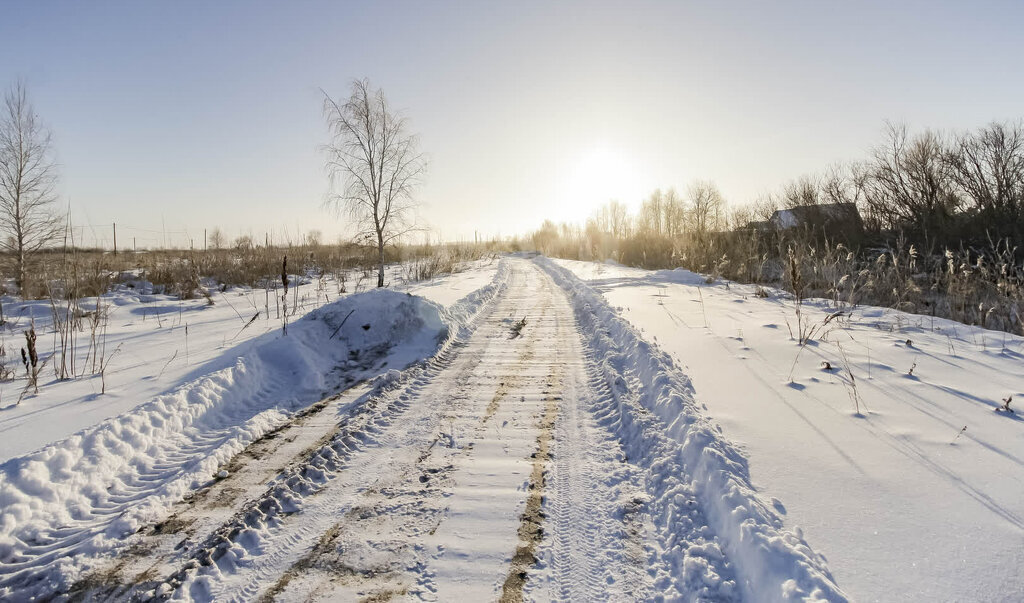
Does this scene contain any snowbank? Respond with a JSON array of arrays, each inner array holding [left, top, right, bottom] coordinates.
[[535, 257, 846, 602], [0, 289, 452, 595], [153, 260, 511, 600], [554, 257, 1024, 601], [0, 260, 500, 463]]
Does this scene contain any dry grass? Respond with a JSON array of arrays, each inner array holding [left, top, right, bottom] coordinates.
[[0, 239, 499, 397], [3, 239, 503, 300], [527, 225, 1024, 336], [399, 242, 499, 283]]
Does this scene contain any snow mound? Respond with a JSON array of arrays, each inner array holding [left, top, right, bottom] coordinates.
[[146, 260, 511, 599], [536, 256, 846, 602], [0, 289, 447, 596]]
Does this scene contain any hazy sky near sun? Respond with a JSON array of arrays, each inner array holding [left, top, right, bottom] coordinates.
[[2, 1, 1023, 247]]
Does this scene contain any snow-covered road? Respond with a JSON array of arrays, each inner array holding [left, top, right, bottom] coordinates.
[[8, 258, 844, 601]]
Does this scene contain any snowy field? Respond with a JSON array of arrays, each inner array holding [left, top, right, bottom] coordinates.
[[554, 258, 1024, 602], [0, 259, 499, 461], [0, 254, 1020, 601]]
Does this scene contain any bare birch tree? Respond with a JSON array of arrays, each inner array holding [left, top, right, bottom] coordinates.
[[0, 82, 63, 292], [662, 187, 686, 238], [594, 200, 631, 239], [687, 180, 725, 234], [323, 79, 425, 288]]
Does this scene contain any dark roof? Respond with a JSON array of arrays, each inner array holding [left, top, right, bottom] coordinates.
[[770, 203, 861, 229]]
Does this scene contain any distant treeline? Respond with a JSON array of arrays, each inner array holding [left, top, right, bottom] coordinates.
[[529, 120, 1024, 258], [520, 120, 1024, 334]]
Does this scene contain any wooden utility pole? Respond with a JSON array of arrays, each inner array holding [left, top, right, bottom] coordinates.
[[113, 223, 117, 255]]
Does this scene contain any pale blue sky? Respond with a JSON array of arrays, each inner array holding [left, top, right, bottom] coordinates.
[[2, 1, 1022, 247]]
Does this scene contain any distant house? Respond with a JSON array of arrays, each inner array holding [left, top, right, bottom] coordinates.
[[769, 203, 864, 242]]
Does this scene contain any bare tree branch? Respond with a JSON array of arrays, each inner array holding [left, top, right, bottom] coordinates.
[[322, 80, 426, 287], [0, 81, 64, 292]]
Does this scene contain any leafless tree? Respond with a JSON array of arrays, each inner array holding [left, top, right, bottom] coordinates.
[[638, 188, 687, 238], [606, 200, 631, 238], [782, 175, 821, 208], [638, 189, 664, 235], [728, 204, 754, 230], [687, 180, 725, 234], [323, 79, 426, 288], [208, 227, 225, 250], [821, 163, 867, 207], [662, 187, 686, 238], [946, 121, 1024, 232], [750, 192, 780, 222], [863, 122, 959, 234], [591, 200, 631, 239], [0, 82, 63, 292]]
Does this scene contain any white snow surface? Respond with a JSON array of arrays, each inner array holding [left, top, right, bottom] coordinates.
[[535, 258, 844, 602], [140, 258, 839, 602], [0, 262, 502, 598], [552, 258, 1024, 602], [3, 252, 1021, 601], [0, 260, 498, 462]]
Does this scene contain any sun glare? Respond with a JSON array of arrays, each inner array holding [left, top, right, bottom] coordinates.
[[560, 146, 645, 220]]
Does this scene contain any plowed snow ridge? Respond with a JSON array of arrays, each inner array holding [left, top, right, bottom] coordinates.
[[535, 257, 845, 602]]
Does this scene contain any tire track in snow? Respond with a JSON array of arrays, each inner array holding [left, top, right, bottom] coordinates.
[[258, 409, 464, 601], [499, 367, 559, 603], [158, 281, 511, 601], [65, 383, 373, 600], [53, 263, 510, 601], [1, 287, 472, 599], [415, 262, 569, 601], [259, 324, 551, 602], [536, 256, 848, 602], [123, 262, 515, 601], [57, 257, 844, 602], [534, 321, 653, 602]]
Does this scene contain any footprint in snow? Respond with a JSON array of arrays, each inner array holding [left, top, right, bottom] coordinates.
[[771, 497, 787, 515]]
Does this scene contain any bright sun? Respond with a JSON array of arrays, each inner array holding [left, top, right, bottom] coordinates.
[[560, 146, 645, 220]]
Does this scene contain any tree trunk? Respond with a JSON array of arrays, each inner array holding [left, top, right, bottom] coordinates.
[[16, 243, 25, 294], [377, 236, 385, 288]]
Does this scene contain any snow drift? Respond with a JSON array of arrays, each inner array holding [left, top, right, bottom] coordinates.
[[0, 289, 453, 596], [535, 256, 847, 602], [162, 263, 514, 601]]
